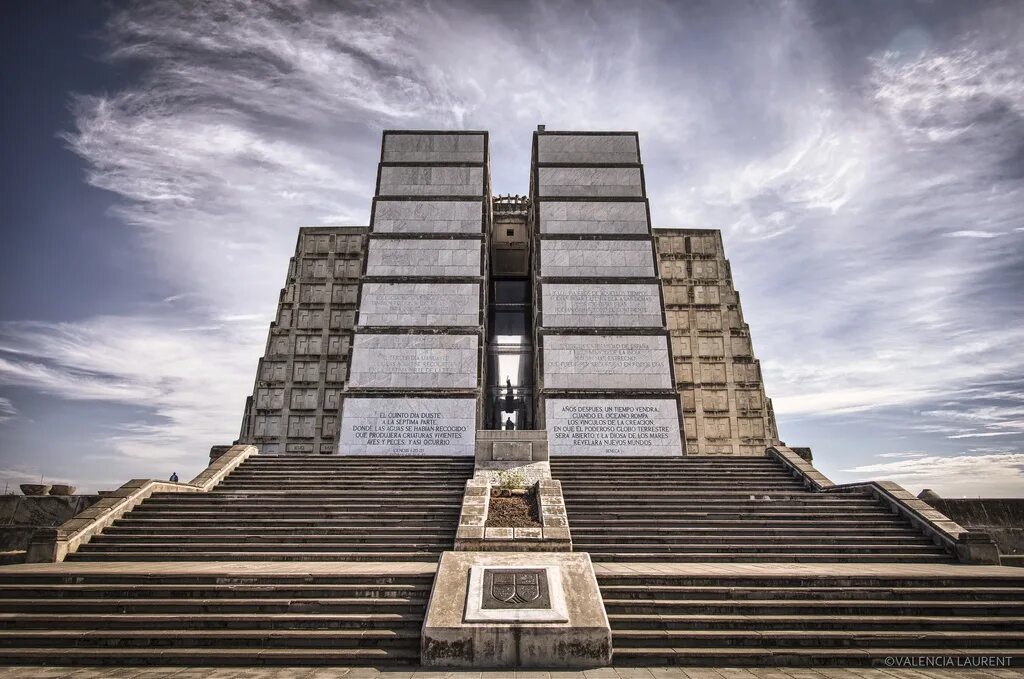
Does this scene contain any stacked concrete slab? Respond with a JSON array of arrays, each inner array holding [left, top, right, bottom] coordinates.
[[653, 228, 780, 455], [337, 132, 490, 456], [238, 226, 367, 454], [531, 131, 684, 456]]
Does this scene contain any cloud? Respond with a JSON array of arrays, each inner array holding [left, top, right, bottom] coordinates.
[[0, 315, 261, 461], [843, 452, 1024, 497], [0, 397, 16, 423]]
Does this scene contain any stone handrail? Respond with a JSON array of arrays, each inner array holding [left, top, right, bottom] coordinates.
[[26, 444, 258, 563], [767, 446, 1000, 564]]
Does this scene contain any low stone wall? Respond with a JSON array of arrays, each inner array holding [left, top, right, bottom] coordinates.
[[919, 492, 1024, 562], [454, 478, 571, 551], [0, 495, 102, 562]]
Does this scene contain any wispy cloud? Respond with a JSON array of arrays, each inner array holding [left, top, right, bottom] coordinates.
[[0, 397, 16, 423], [844, 452, 1024, 497], [0, 315, 261, 461]]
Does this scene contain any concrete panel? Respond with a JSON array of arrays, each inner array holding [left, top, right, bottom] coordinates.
[[373, 200, 483, 234], [538, 134, 639, 163], [543, 335, 672, 389], [540, 240, 655, 278], [359, 282, 480, 327], [382, 133, 485, 162], [537, 167, 643, 197], [546, 398, 683, 456], [379, 166, 484, 196], [348, 334, 478, 388], [365, 238, 482, 277], [541, 283, 663, 327], [339, 397, 477, 455], [539, 201, 649, 235], [422, 551, 610, 667]]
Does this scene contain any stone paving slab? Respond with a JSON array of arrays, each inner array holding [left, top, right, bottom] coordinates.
[[0, 668, 1020, 679], [0, 561, 439, 576], [592, 563, 1024, 578]]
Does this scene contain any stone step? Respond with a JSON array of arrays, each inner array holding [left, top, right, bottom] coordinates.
[[611, 628, 1024, 648], [0, 646, 419, 666], [0, 612, 424, 631], [113, 519, 459, 528], [120, 511, 461, 520], [586, 552, 952, 563], [608, 646, 1024, 667], [103, 527, 454, 536], [606, 613, 1024, 630], [573, 535, 937, 546], [0, 598, 426, 615], [578, 543, 948, 554], [75, 541, 452, 553], [0, 628, 420, 649], [0, 584, 432, 599], [87, 535, 455, 545], [66, 552, 443, 562], [603, 597, 1024, 614], [600, 585, 1024, 601]]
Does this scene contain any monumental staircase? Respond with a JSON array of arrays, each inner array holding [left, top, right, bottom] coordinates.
[[552, 454, 1024, 665], [0, 454, 473, 665]]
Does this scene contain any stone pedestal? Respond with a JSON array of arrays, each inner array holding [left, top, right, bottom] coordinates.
[[421, 551, 610, 668]]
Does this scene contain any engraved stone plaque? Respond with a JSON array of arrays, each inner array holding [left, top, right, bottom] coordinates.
[[373, 200, 483, 234], [542, 335, 672, 389], [540, 240, 655, 278], [359, 282, 480, 327], [339, 397, 477, 455], [541, 283, 663, 328], [365, 239, 482, 277], [538, 201, 649, 235], [482, 569, 551, 610], [347, 334, 478, 388], [546, 398, 683, 456]]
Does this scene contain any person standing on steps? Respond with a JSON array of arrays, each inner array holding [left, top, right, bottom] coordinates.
[[169, 472, 178, 483]]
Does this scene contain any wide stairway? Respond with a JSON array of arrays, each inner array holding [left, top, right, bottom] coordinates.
[[600, 567, 1024, 665], [551, 456, 953, 563], [554, 455, 1024, 666], [72, 455, 473, 562], [0, 455, 473, 666]]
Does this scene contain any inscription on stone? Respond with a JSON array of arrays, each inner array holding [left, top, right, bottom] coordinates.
[[546, 399, 682, 456], [359, 282, 480, 327], [339, 397, 476, 455], [348, 334, 478, 388], [542, 284, 663, 328], [543, 335, 672, 389]]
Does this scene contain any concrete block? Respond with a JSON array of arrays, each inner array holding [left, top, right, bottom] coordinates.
[[538, 167, 643, 197], [542, 335, 672, 390], [358, 282, 480, 327], [541, 283, 664, 328], [421, 551, 611, 667], [538, 134, 639, 164], [540, 240, 655, 278], [539, 200, 649, 235], [365, 238, 482, 277], [373, 199, 484, 234], [382, 133, 485, 163], [347, 334, 479, 389]]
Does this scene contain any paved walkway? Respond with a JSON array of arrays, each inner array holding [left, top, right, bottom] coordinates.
[[0, 668, 1021, 679]]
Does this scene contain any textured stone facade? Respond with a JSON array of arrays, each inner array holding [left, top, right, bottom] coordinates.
[[237, 227, 366, 454], [653, 228, 780, 455], [337, 131, 489, 454], [532, 131, 684, 456]]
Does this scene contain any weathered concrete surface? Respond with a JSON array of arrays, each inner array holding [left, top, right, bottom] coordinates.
[[540, 240, 655, 278], [537, 133, 639, 164], [919, 492, 1024, 563], [655, 228, 780, 455], [373, 199, 484, 233], [421, 551, 610, 668], [539, 200, 650, 235], [0, 495, 100, 558], [382, 132, 485, 163]]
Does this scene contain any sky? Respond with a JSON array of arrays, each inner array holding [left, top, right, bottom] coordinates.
[[1, 0, 1022, 497]]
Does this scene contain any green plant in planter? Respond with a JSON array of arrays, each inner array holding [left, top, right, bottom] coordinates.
[[496, 470, 527, 494]]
